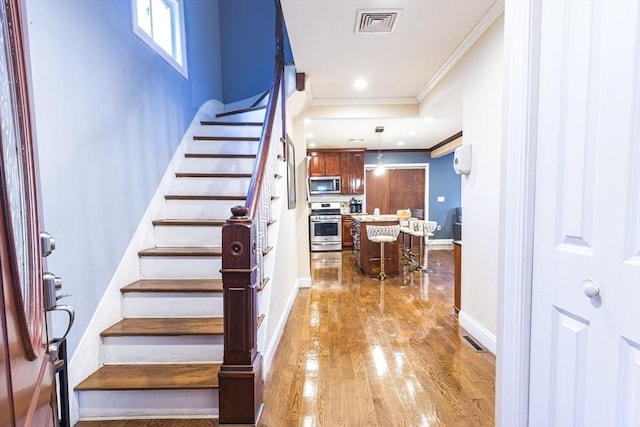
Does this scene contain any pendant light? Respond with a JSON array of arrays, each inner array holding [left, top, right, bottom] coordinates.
[[374, 125, 385, 176]]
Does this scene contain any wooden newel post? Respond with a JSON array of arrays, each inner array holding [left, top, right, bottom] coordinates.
[[219, 205, 263, 424]]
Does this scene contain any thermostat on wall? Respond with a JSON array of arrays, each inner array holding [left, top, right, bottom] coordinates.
[[453, 145, 472, 175]]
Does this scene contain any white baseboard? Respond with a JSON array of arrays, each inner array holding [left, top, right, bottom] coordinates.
[[297, 276, 312, 288], [458, 310, 497, 355], [427, 238, 454, 249], [262, 283, 299, 377], [67, 99, 224, 426]]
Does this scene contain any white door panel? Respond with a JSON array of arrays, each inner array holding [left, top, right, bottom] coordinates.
[[530, 1, 640, 426]]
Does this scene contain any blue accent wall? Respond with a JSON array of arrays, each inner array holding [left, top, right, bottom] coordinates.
[[219, 0, 294, 103], [25, 0, 223, 355], [364, 151, 461, 238]]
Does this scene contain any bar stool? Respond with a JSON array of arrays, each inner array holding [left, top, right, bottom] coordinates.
[[408, 220, 437, 273], [366, 225, 400, 280]]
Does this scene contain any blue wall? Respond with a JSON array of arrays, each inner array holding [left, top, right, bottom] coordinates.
[[364, 151, 460, 239], [25, 0, 223, 354], [219, 0, 294, 103]]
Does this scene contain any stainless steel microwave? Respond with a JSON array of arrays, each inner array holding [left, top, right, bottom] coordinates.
[[309, 176, 341, 194]]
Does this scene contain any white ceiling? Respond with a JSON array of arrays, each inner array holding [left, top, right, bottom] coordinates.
[[280, 0, 500, 151]]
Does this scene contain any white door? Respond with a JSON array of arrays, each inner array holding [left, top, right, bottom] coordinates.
[[529, 1, 640, 426]]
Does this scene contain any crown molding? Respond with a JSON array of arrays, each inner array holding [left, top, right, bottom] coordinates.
[[417, 0, 505, 102]]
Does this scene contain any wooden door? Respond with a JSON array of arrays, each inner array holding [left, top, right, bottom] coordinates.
[[365, 169, 390, 214], [366, 168, 425, 215], [529, 2, 640, 425], [0, 0, 59, 425]]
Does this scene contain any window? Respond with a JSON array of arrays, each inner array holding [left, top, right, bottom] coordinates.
[[131, 0, 188, 77]]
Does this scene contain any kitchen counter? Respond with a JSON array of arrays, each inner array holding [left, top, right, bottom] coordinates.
[[351, 216, 400, 276]]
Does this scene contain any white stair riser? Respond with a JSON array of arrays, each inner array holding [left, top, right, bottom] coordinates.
[[122, 292, 223, 317], [185, 140, 259, 155], [77, 389, 218, 418], [139, 256, 221, 279], [195, 125, 261, 138], [165, 199, 242, 220], [217, 109, 265, 123], [154, 224, 222, 247], [179, 157, 255, 174], [169, 177, 250, 196], [102, 335, 223, 364]]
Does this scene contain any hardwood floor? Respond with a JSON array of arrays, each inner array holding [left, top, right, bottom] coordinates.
[[75, 248, 495, 427], [259, 248, 495, 427]]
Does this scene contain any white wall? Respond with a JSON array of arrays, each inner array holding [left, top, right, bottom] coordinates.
[[420, 15, 504, 346]]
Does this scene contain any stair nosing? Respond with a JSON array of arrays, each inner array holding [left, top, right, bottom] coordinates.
[[121, 279, 223, 293], [200, 120, 263, 126], [164, 195, 245, 201], [152, 219, 226, 226], [75, 363, 220, 391], [175, 172, 252, 178], [184, 153, 256, 159], [101, 317, 224, 337], [192, 136, 260, 141], [138, 247, 222, 257]]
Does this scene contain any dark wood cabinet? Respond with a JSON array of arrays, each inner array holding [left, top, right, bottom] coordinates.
[[307, 149, 364, 194], [308, 151, 341, 176], [340, 152, 364, 194], [351, 217, 400, 276], [342, 215, 353, 248]]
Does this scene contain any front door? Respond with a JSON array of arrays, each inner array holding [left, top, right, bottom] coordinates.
[[529, 1, 640, 425], [0, 0, 63, 426]]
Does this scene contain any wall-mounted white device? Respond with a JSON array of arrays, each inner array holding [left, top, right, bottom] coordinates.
[[453, 145, 472, 175]]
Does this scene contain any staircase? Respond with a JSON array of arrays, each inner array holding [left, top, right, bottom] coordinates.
[[74, 104, 282, 420]]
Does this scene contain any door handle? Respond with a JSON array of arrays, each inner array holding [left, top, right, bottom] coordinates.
[[583, 279, 600, 298], [50, 304, 75, 344], [43, 272, 75, 343]]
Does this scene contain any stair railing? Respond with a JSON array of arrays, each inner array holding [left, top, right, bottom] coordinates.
[[218, 0, 286, 424]]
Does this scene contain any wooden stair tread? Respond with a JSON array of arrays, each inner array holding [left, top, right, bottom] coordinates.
[[258, 314, 265, 329], [184, 153, 256, 159], [215, 105, 266, 118], [101, 317, 223, 337], [164, 195, 245, 201], [262, 246, 274, 256], [121, 279, 223, 293], [175, 172, 252, 178], [138, 247, 222, 257], [267, 219, 276, 226], [200, 120, 263, 126], [75, 363, 220, 391], [152, 219, 226, 227], [193, 136, 260, 141], [258, 277, 270, 292]]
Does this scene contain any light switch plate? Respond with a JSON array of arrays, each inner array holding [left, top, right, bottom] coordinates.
[[437, 196, 445, 202]]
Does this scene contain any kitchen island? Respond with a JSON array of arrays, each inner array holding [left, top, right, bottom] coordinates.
[[351, 215, 400, 276]]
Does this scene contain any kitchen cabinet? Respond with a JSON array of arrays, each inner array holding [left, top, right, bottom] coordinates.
[[307, 151, 341, 176], [342, 215, 353, 248], [340, 151, 365, 195], [307, 149, 365, 194]]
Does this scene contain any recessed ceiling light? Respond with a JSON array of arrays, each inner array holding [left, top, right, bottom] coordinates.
[[354, 78, 368, 90], [423, 116, 434, 123], [397, 141, 405, 146], [306, 132, 314, 138], [308, 142, 316, 147], [409, 131, 417, 136], [304, 118, 311, 125]]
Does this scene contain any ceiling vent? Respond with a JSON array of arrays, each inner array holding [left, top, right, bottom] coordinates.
[[355, 9, 401, 34]]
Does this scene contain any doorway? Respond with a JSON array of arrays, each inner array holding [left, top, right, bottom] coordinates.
[[364, 164, 429, 217]]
